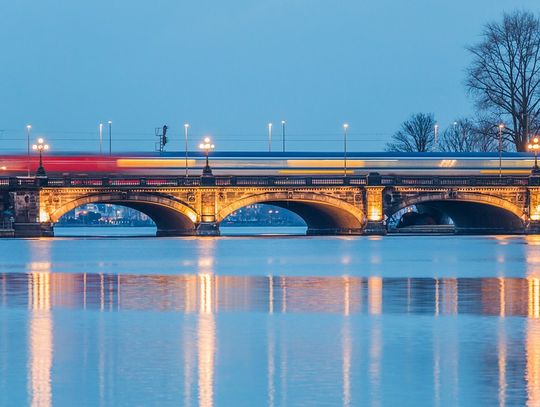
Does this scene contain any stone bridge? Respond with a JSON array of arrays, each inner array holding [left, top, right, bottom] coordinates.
[[1, 173, 540, 237]]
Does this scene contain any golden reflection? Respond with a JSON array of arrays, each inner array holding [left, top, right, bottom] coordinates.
[[185, 274, 197, 313], [199, 274, 214, 315], [344, 276, 350, 316], [28, 269, 53, 407], [281, 277, 287, 313], [268, 276, 274, 314], [368, 277, 382, 315], [498, 322, 507, 407], [494, 236, 511, 246], [197, 239, 216, 407], [83, 273, 87, 310], [117, 274, 121, 310], [100, 273, 104, 312], [441, 279, 458, 315], [198, 311, 215, 407], [499, 278, 506, 318], [435, 279, 440, 316], [528, 278, 540, 319], [407, 278, 412, 313]]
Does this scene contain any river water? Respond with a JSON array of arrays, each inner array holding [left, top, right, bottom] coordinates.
[[2, 228, 540, 406]]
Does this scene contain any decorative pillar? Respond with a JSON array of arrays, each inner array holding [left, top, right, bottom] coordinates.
[[197, 189, 220, 236], [11, 189, 53, 237], [364, 173, 386, 235], [528, 187, 540, 234]]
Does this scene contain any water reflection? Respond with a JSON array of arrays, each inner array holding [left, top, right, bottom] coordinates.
[[4, 274, 540, 404], [5, 274, 540, 316], [27, 265, 52, 407], [197, 275, 215, 407]]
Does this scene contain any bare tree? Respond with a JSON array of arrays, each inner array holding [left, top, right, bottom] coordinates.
[[440, 118, 500, 152], [466, 10, 540, 151], [386, 113, 435, 152], [474, 116, 508, 152]]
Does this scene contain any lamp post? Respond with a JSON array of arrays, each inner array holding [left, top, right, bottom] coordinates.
[[108, 120, 112, 155], [281, 120, 286, 152], [99, 123, 103, 154], [434, 123, 439, 152], [199, 137, 215, 176], [32, 138, 49, 176], [498, 123, 505, 178], [26, 125, 32, 177], [268, 123, 272, 152], [343, 123, 349, 177], [528, 136, 540, 174], [184, 123, 189, 177]]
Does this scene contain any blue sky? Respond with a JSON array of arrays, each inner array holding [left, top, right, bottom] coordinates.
[[1, 0, 539, 153]]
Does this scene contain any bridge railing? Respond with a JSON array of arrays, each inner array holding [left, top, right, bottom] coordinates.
[[0, 174, 534, 189], [380, 175, 530, 187]]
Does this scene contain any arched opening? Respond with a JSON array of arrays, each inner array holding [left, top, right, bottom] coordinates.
[[386, 195, 525, 234], [217, 192, 365, 235], [48, 193, 198, 237], [55, 203, 157, 236], [220, 203, 307, 235]]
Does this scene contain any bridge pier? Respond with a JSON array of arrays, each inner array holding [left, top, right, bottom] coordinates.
[[306, 227, 363, 236], [196, 222, 220, 236], [364, 182, 386, 235], [13, 222, 54, 238], [526, 221, 540, 234], [363, 221, 387, 235], [156, 227, 197, 237]]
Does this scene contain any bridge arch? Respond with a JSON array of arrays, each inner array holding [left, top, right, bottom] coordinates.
[[386, 191, 526, 233], [217, 191, 366, 235], [48, 192, 199, 236]]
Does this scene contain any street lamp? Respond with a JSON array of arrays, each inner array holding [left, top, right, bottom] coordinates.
[[434, 123, 439, 152], [184, 123, 190, 177], [268, 123, 273, 152], [108, 120, 112, 156], [199, 137, 215, 176], [343, 123, 349, 177], [498, 123, 505, 178], [26, 125, 32, 177], [281, 120, 286, 152], [32, 138, 49, 176], [528, 136, 540, 174], [99, 123, 103, 154]]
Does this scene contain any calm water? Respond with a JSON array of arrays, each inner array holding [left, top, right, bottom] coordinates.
[[2, 229, 540, 406]]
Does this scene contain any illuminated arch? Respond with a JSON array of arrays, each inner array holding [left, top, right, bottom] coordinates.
[[217, 191, 366, 235], [48, 192, 199, 236], [386, 191, 526, 232]]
